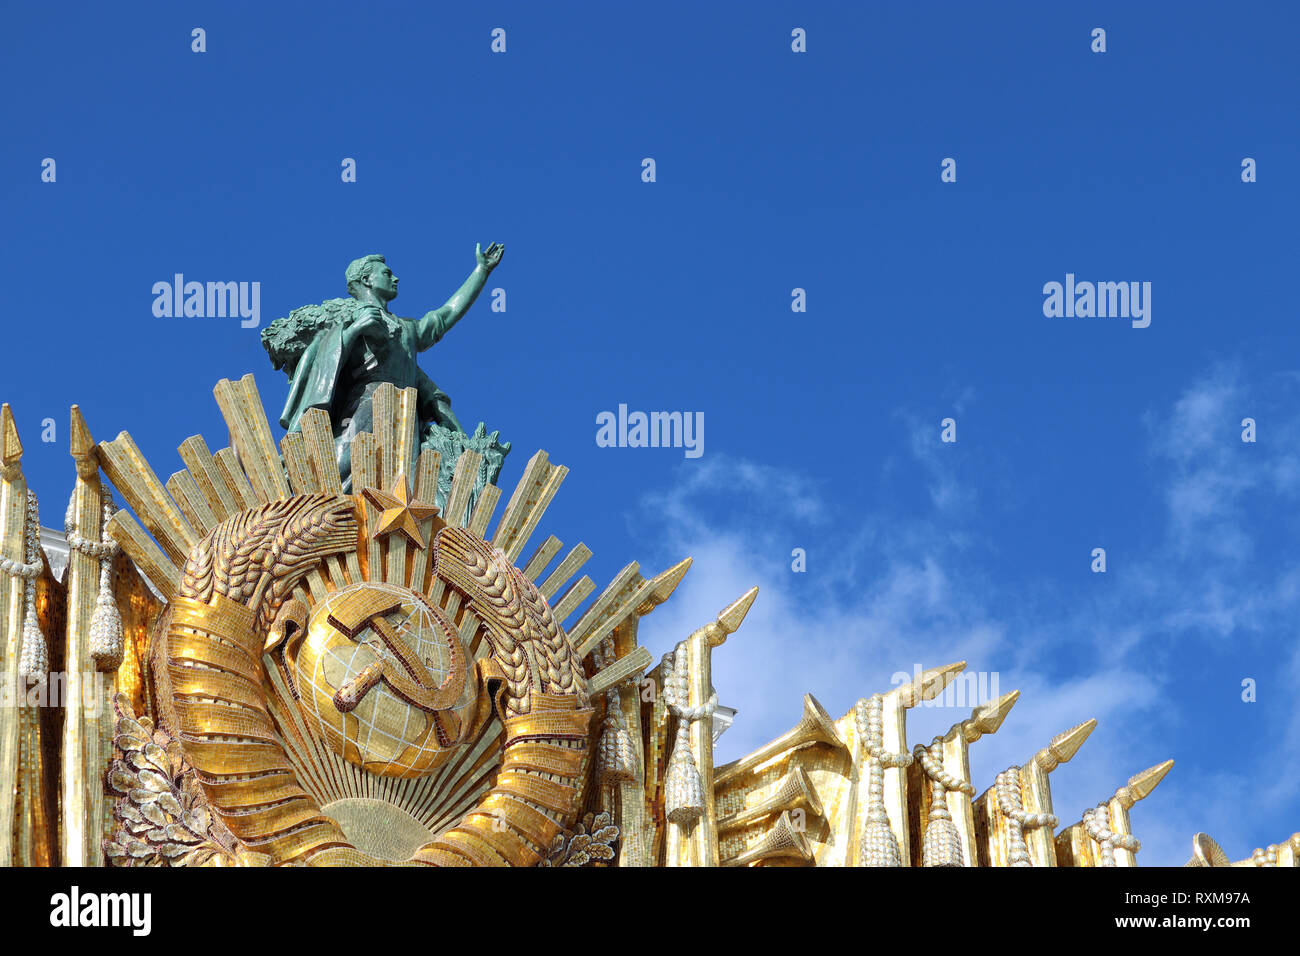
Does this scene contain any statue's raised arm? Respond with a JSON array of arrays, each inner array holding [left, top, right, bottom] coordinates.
[[415, 242, 505, 352]]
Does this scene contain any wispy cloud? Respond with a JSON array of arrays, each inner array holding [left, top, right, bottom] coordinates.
[[893, 389, 977, 515]]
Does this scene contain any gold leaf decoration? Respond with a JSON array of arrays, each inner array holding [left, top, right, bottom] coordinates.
[[101, 693, 245, 867], [540, 811, 619, 867]]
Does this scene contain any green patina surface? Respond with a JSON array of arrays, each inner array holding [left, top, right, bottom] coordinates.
[[262, 245, 510, 510]]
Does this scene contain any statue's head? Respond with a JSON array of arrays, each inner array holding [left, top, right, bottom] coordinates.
[[346, 254, 399, 303]]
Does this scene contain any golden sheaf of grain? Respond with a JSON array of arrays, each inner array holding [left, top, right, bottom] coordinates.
[[181, 493, 354, 612], [438, 528, 526, 630], [434, 527, 535, 714], [511, 564, 576, 697]]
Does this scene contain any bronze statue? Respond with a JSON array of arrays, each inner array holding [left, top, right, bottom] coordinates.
[[262, 246, 509, 502]]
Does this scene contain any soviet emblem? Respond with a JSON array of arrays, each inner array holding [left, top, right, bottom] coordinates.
[[294, 582, 482, 777]]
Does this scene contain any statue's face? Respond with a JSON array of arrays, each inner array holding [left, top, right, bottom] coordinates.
[[365, 262, 399, 302]]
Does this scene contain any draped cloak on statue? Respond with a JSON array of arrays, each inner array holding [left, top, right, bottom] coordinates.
[[278, 319, 346, 433], [275, 315, 454, 436]]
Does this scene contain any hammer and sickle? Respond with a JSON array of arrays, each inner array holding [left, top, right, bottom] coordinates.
[[325, 588, 468, 744]]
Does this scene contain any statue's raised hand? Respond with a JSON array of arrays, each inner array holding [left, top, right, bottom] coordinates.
[[476, 242, 505, 272]]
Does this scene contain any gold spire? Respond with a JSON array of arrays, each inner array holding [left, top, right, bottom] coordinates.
[[1033, 718, 1097, 771], [1113, 759, 1174, 809], [69, 405, 97, 478], [962, 689, 1020, 740], [898, 661, 967, 709], [0, 405, 21, 480], [636, 556, 693, 616], [708, 585, 759, 646]]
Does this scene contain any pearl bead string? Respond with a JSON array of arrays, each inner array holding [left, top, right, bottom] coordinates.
[[594, 637, 638, 786], [660, 642, 715, 826], [65, 487, 124, 671], [914, 738, 976, 797], [4, 491, 49, 680], [1082, 802, 1140, 866], [854, 695, 912, 866], [661, 643, 717, 723], [994, 767, 1058, 867], [914, 737, 976, 867]]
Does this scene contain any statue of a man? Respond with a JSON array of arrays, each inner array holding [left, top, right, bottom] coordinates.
[[263, 244, 507, 495]]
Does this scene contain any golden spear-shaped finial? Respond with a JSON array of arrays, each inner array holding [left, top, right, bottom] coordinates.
[[1105, 759, 1174, 866], [702, 585, 759, 646], [69, 405, 97, 479], [961, 689, 1020, 741], [897, 660, 968, 709], [636, 556, 692, 617], [979, 717, 1096, 867], [1024, 718, 1096, 866], [1114, 759, 1175, 809], [1033, 718, 1097, 771], [0, 405, 21, 482], [63, 403, 118, 867], [849, 661, 967, 867], [926, 689, 1020, 866], [1059, 758, 1173, 867], [664, 586, 759, 867]]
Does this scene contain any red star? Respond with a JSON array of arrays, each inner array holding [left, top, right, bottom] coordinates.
[[361, 476, 440, 549]]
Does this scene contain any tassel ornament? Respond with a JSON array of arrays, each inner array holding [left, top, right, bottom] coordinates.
[[594, 641, 639, 784], [11, 490, 49, 682], [914, 738, 974, 867], [65, 487, 123, 672], [661, 643, 716, 828], [855, 695, 912, 867]]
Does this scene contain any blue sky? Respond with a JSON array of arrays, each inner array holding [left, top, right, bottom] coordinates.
[[3, 2, 1298, 865]]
